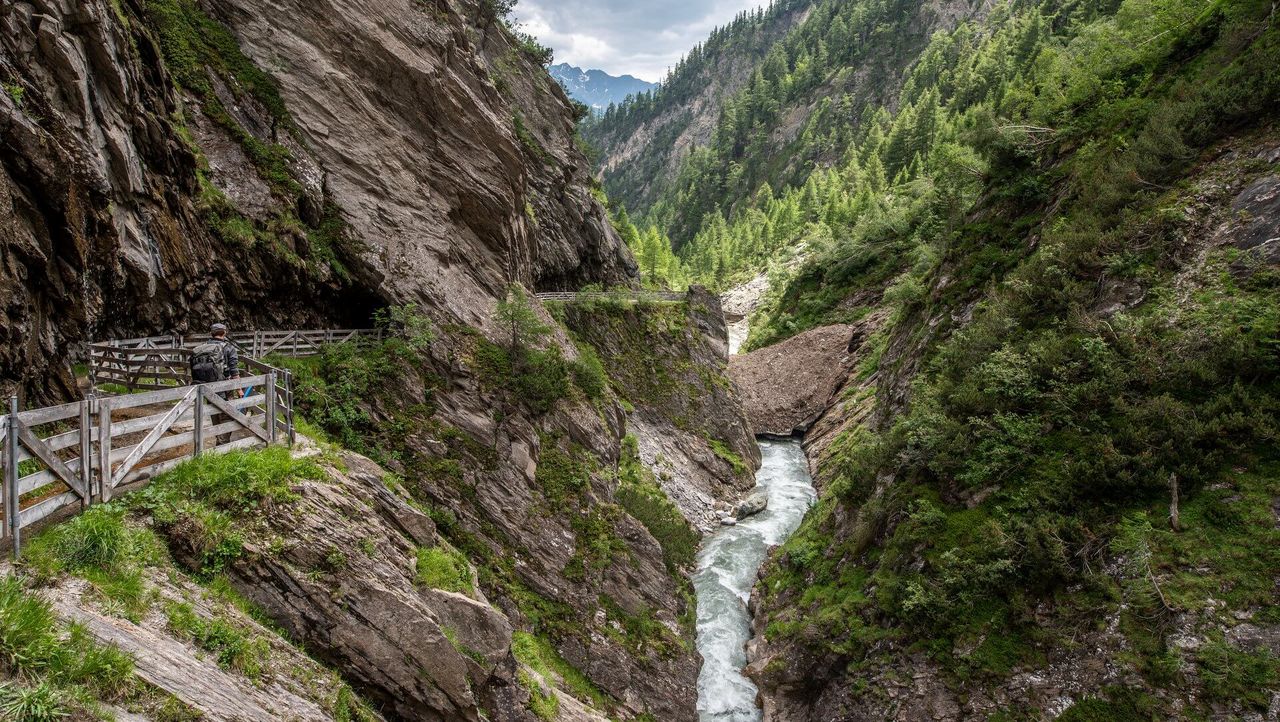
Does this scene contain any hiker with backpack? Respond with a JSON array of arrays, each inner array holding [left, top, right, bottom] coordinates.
[[191, 323, 240, 446], [191, 323, 239, 383]]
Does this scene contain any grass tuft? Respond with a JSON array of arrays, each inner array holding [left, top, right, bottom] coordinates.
[[414, 545, 475, 596]]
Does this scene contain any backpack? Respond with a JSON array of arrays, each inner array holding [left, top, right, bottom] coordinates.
[[190, 341, 226, 383]]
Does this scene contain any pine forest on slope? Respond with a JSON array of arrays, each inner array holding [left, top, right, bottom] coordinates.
[[592, 0, 1280, 717]]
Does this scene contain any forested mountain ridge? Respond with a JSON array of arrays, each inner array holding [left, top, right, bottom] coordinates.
[[586, 0, 1004, 258], [639, 0, 1279, 716], [582, 0, 814, 218]]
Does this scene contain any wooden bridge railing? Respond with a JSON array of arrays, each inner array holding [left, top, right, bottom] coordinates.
[[0, 327, 382, 555], [1, 373, 287, 555], [89, 329, 382, 394], [533, 291, 686, 303]]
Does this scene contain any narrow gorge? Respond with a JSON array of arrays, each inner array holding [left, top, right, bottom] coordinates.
[[2, 0, 1278, 720]]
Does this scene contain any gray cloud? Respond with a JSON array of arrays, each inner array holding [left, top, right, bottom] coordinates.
[[516, 0, 764, 82]]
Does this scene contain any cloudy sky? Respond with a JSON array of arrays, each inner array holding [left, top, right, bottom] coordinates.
[[515, 0, 767, 83]]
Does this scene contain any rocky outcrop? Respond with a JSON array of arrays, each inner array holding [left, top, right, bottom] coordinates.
[[1223, 172, 1280, 268], [276, 308, 711, 720], [722, 273, 770, 355], [559, 288, 760, 530], [735, 490, 768, 518], [729, 324, 857, 437], [0, 0, 633, 403], [202, 0, 635, 318], [51, 575, 356, 721], [213, 453, 515, 721]]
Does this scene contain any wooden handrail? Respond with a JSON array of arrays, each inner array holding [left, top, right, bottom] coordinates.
[[533, 291, 686, 302], [2, 370, 292, 556]]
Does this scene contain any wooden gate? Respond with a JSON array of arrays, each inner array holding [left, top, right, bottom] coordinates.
[[2, 372, 288, 555]]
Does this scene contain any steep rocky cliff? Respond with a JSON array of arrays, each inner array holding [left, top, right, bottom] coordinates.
[[0, 0, 632, 404], [0, 0, 752, 720], [558, 288, 760, 530]]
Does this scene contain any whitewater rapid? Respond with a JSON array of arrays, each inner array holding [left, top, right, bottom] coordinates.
[[694, 438, 816, 721]]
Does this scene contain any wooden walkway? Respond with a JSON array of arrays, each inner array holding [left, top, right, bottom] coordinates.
[[2, 328, 378, 556], [90, 329, 381, 393], [533, 290, 685, 304]]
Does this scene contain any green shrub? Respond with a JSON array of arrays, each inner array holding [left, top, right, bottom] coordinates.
[[708, 438, 749, 477], [569, 342, 608, 400], [518, 669, 559, 721], [534, 436, 592, 504], [1196, 636, 1279, 709], [616, 435, 698, 571], [374, 304, 435, 352], [511, 631, 611, 710], [414, 545, 475, 596], [273, 343, 402, 453], [1057, 687, 1163, 721], [140, 447, 316, 512], [331, 683, 379, 722], [475, 338, 573, 414], [0, 682, 65, 722], [568, 506, 626, 574], [23, 505, 162, 619], [130, 448, 321, 575]]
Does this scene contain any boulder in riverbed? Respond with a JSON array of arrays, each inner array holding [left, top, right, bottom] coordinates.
[[736, 491, 769, 518], [729, 325, 857, 436]]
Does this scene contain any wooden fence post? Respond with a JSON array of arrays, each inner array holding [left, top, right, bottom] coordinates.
[[8, 395, 20, 557], [265, 373, 277, 445], [98, 400, 112, 503], [193, 388, 205, 456], [284, 370, 295, 447], [80, 396, 92, 510]]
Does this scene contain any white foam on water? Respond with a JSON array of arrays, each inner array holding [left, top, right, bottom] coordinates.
[[694, 439, 816, 722]]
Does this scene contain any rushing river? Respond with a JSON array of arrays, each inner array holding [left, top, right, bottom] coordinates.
[[694, 438, 817, 721]]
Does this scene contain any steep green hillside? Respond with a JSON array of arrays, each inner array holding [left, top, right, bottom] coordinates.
[[583, 0, 812, 218], [739, 0, 1280, 716]]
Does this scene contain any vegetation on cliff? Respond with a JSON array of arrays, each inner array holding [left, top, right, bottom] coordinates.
[[5, 449, 377, 721], [270, 297, 714, 719], [711, 0, 1280, 715]]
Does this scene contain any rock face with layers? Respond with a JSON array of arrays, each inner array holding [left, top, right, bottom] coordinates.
[[202, 0, 635, 319], [559, 288, 761, 530], [213, 453, 515, 722], [0, 0, 633, 402]]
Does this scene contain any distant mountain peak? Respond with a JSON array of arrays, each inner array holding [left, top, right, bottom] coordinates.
[[549, 63, 657, 115]]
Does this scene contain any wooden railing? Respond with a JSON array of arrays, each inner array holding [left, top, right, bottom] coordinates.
[[1, 374, 288, 555], [533, 291, 686, 303], [0, 327, 386, 554], [89, 329, 381, 394]]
